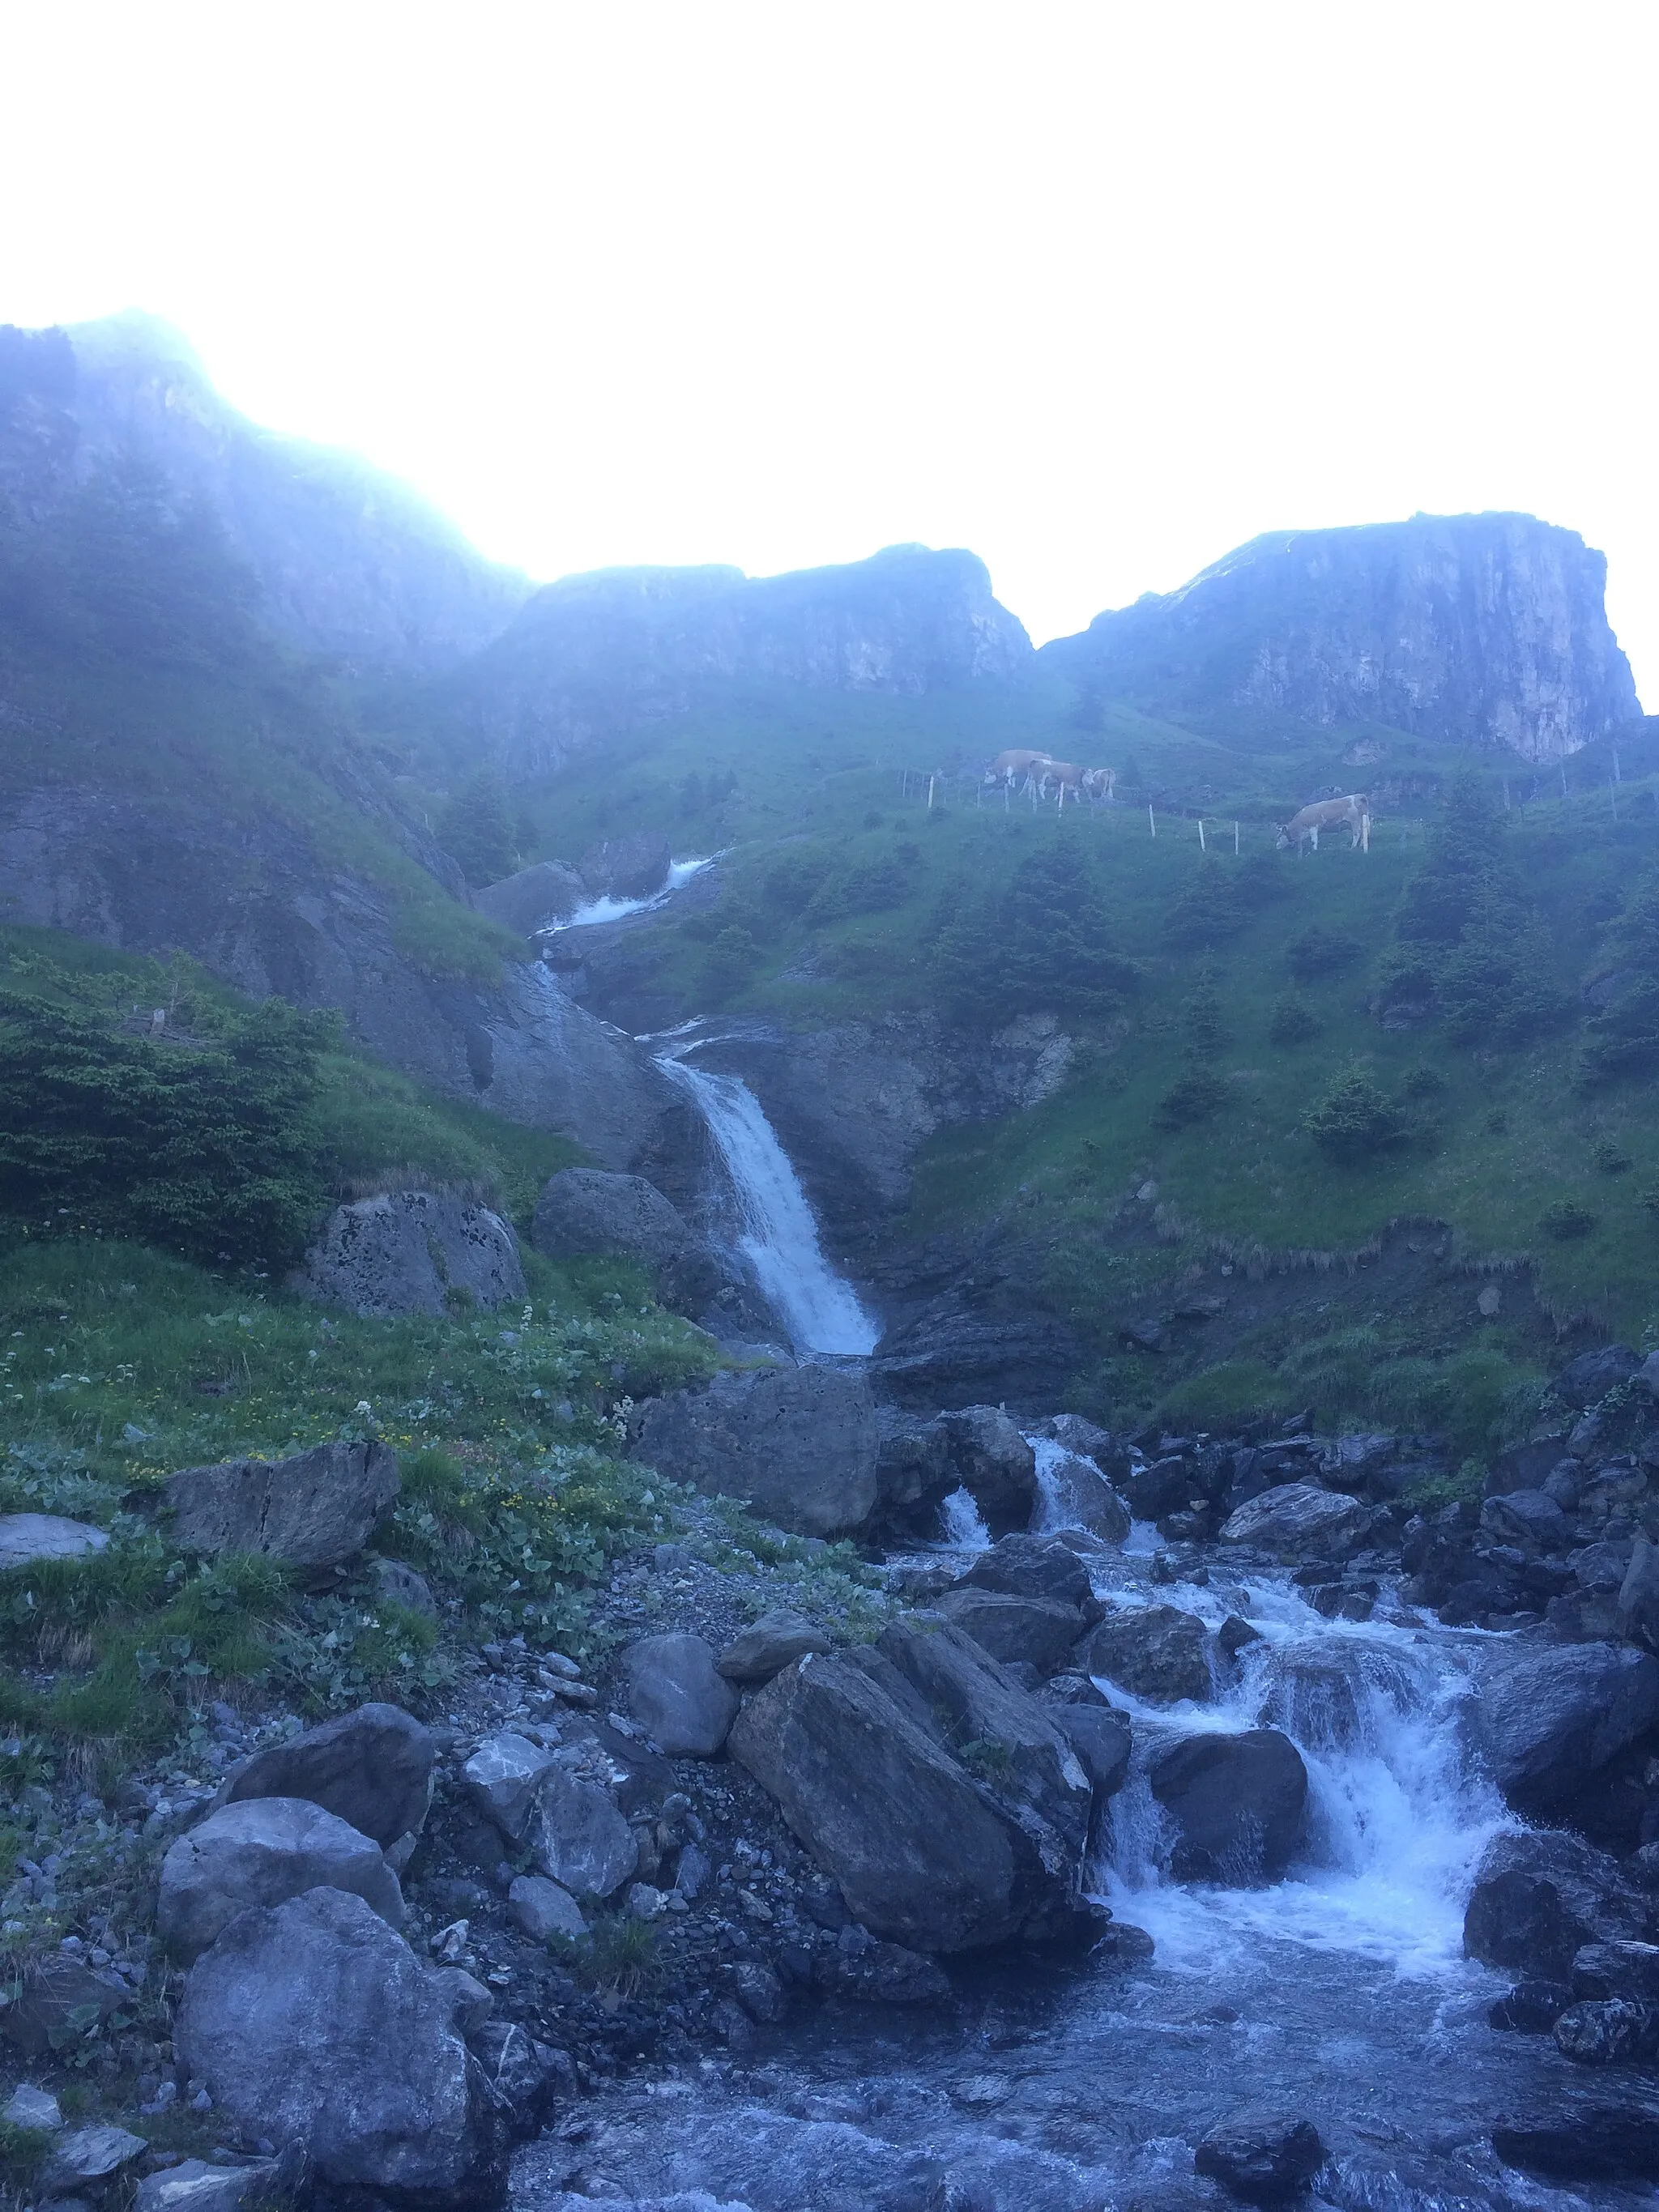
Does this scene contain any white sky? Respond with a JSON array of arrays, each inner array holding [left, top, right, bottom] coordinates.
[[2, 2, 1655, 697]]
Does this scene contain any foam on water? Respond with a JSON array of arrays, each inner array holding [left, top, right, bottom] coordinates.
[[543, 854, 717, 931]]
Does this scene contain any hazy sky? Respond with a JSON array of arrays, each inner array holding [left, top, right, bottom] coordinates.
[[4, 3, 1656, 696]]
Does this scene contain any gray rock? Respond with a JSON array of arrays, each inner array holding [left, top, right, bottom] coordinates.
[[158, 1796, 403, 1962], [369, 1558, 438, 1617], [37, 2126, 147, 2195], [578, 832, 672, 901], [1220, 1483, 1370, 1558], [430, 1966, 494, 2038], [1030, 1448, 1131, 1542], [526, 1771, 638, 1898], [166, 1441, 400, 1570], [1467, 1641, 1659, 1816], [1619, 1536, 1659, 1647], [2, 2083, 62, 2129], [134, 2157, 284, 2212], [473, 859, 586, 936], [1464, 1830, 1648, 1980], [532, 1168, 691, 1271], [1076, 1605, 1211, 1703], [728, 1651, 1082, 1953], [1149, 1729, 1308, 1883], [1555, 1999, 1659, 2064], [938, 1406, 1037, 1536], [1042, 1413, 1118, 1466], [222, 1702, 434, 1848], [622, 1633, 739, 1757], [1049, 1705, 1132, 1799], [957, 1533, 1098, 1611], [0, 1958, 130, 2056], [177, 1886, 503, 2203], [632, 1364, 880, 1538], [1482, 1490, 1574, 1551], [1491, 2093, 1659, 2180], [1555, 1345, 1641, 1406], [1572, 1941, 1659, 2002], [716, 1609, 833, 1681], [932, 1588, 1085, 1675], [506, 1873, 586, 1943], [1193, 2112, 1324, 2204], [463, 1731, 561, 1843], [296, 1189, 525, 1319], [0, 1514, 109, 1570]]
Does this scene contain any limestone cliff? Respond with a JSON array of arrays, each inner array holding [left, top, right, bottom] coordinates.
[[422, 544, 1034, 775], [0, 314, 529, 673], [1042, 513, 1640, 760]]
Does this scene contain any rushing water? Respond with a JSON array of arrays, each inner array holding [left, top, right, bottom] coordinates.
[[517, 1496, 1657, 2211], [654, 1051, 879, 1356], [542, 855, 717, 933]]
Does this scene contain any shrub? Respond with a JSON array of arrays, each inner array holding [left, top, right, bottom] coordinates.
[[1268, 992, 1320, 1045], [933, 839, 1140, 1024], [1592, 1138, 1631, 1174], [1399, 1061, 1448, 1099], [1301, 1064, 1409, 1161], [1539, 1199, 1597, 1241], [1162, 857, 1244, 949], [1152, 1065, 1230, 1131], [436, 771, 515, 889], [1286, 927, 1363, 981]]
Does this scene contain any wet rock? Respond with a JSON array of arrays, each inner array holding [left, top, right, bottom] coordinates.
[[1220, 1484, 1369, 1558], [1150, 1729, 1308, 1883], [1482, 1490, 1573, 1551], [719, 1959, 787, 2022], [631, 1365, 880, 1538], [1464, 1830, 1648, 1980], [472, 858, 586, 934], [0, 1958, 130, 2056], [1572, 1939, 1659, 2001], [1031, 1447, 1131, 1541], [1554, 1997, 1659, 2062], [622, 1633, 739, 1756], [873, 1613, 1095, 1866], [37, 2126, 147, 2197], [579, 831, 671, 901], [369, 1558, 438, 1617], [531, 1170, 721, 1314], [1075, 1604, 1211, 1703], [932, 1588, 1085, 1674], [1554, 1344, 1640, 1407], [1193, 2112, 1324, 2202], [0, 1513, 109, 1569], [1050, 1704, 1132, 1797], [1041, 1412, 1120, 1468], [1619, 1536, 1659, 1647], [817, 1938, 952, 2003], [176, 1886, 503, 2206], [222, 1701, 434, 1848], [134, 2154, 286, 2212], [957, 1532, 1098, 1612], [1488, 1980, 1573, 2031], [728, 1650, 1081, 1952], [157, 1796, 403, 1962], [869, 1314, 1086, 1414], [463, 1731, 561, 1842], [166, 1442, 400, 1571], [470, 2020, 573, 2116], [525, 1771, 638, 1898], [296, 1189, 525, 1319], [716, 1609, 833, 1681], [936, 1406, 1038, 1535], [506, 1873, 586, 1942], [1466, 1641, 1659, 1817], [1124, 1455, 1193, 1522], [1492, 2092, 1659, 2180]]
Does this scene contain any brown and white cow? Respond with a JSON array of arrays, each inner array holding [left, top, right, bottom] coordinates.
[[983, 748, 1053, 791], [1081, 767, 1115, 800], [1276, 793, 1371, 854], [1038, 759, 1088, 803]]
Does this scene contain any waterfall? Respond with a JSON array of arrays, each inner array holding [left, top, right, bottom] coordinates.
[[656, 1054, 879, 1356]]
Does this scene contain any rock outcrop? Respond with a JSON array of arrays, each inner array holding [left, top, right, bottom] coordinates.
[[165, 1442, 400, 1571], [220, 1703, 435, 1848], [531, 1169, 723, 1315], [296, 1189, 525, 1318], [1041, 513, 1640, 758], [630, 1366, 880, 1538], [156, 1797, 404, 1961]]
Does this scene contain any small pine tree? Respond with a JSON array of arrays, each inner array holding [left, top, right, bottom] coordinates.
[[437, 772, 515, 889]]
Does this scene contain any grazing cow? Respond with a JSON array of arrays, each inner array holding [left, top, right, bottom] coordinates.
[[1038, 760, 1088, 803], [1276, 794, 1371, 854], [1081, 767, 1116, 800], [983, 748, 1052, 790]]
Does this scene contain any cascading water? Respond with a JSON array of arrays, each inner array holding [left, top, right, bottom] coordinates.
[[541, 854, 717, 933], [655, 1051, 878, 1356]]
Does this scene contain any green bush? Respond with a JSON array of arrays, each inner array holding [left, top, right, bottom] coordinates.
[[1300, 1063, 1409, 1161], [1286, 927, 1363, 980], [1162, 856, 1245, 949], [934, 838, 1140, 1024], [436, 770, 516, 889], [1592, 1138, 1631, 1174], [1539, 1199, 1597, 1241], [1268, 992, 1320, 1045], [1152, 1064, 1230, 1131]]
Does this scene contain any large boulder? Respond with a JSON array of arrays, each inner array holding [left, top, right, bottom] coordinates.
[[621, 1634, 739, 1757], [728, 1651, 1085, 1952], [165, 1443, 400, 1571], [295, 1189, 525, 1319], [472, 859, 586, 936], [531, 1169, 723, 1315], [932, 1588, 1085, 1675], [1050, 1705, 1132, 1799], [1465, 1643, 1659, 1818], [157, 1797, 403, 1963], [1030, 1444, 1131, 1542], [1194, 2113, 1324, 2204], [1482, 1490, 1574, 1552], [1491, 2093, 1659, 2181], [1464, 1830, 1650, 1980], [631, 1365, 880, 1538], [956, 1532, 1097, 1613], [463, 1732, 561, 1843], [937, 1407, 1037, 1536], [222, 1703, 434, 1848], [1220, 1483, 1370, 1558], [1075, 1605, 1212, 1704], [525, 1771, 638, 1898], [872, 1613, 1094, 1865], [1572, 1940, 1659, 2001], [579, 832, 672, 901], [175, 1886, 503, 2206], [716, 1609, 833, 1682], [0, 1513, 109, 1570], [1554, 1345, 1640, 1407], [1149, 1729, 1308, 1882]]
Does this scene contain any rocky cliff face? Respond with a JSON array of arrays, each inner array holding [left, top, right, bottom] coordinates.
[[0, 314, 529, 673], [423, 544, 1034, 775], [1043, 513, 1640, 760]]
